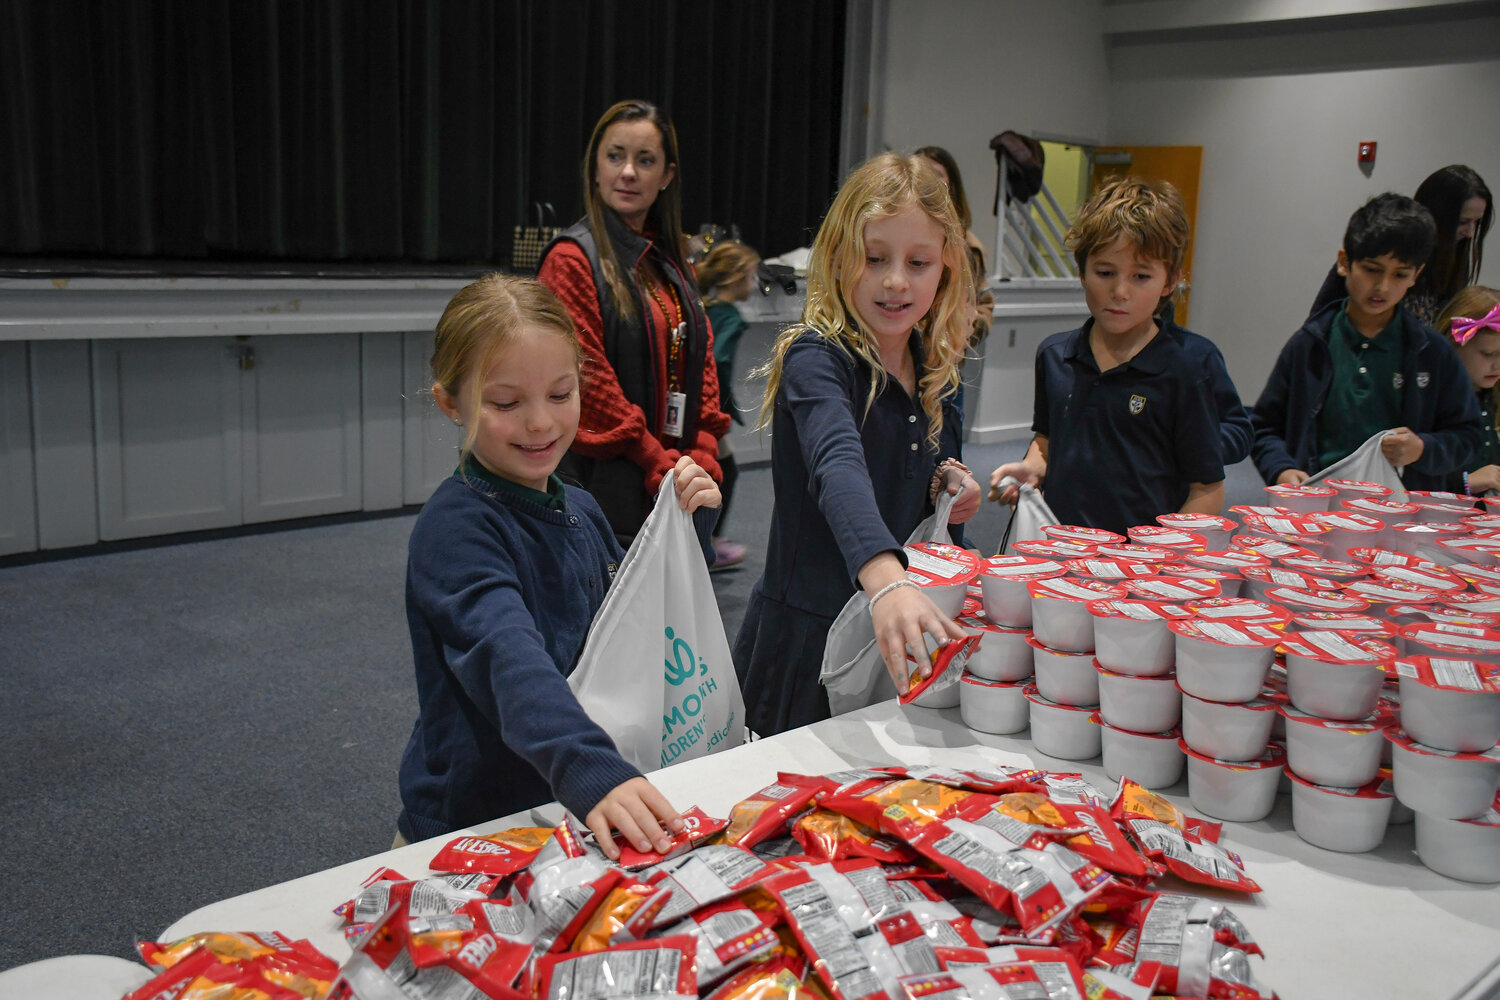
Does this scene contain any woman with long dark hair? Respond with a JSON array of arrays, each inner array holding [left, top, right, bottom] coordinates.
[[1309, 164, 1491, 326], [539, 100, 729, 543]]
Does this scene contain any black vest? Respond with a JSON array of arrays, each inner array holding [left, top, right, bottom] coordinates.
[[541, 211, 711, 541]]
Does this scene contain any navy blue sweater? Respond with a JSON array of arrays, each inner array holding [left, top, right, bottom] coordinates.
[[1250, 301, 1482, 490], [398, 472, 715, 842]]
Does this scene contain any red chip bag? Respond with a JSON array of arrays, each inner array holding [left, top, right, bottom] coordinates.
[[336, 898, 530, 1000], [906, 815, 1111, 937], [333, 867, 407, 922], [429, 827, 554, 876], [704, 955, 816, 1000], [531, 935, 700, 1000], [791, 808, 919, 864], [761, 861, 939, 1000], [616, 807, 728, 868], [898, 636, 979, 705], [644, 845, 784, 928], [1109, 781, 1260, 893], [1093, 894, 1271, 999], [968, 787, 1152, 880], [344, 873, 499, 928], [571, 878, 673, 952], [724, 778, 823, 848], [138, 930, 299, 970], [885, 879, 986, 949], [897, 957, 1088, 1000], [528, 856, 626, 955], [656, 897, 781, 985]]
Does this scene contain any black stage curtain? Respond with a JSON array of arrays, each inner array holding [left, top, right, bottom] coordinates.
[[0, 0, 846, 267]]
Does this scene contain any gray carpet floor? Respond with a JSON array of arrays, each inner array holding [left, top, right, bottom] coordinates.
[[0, 438, 1266, 972]]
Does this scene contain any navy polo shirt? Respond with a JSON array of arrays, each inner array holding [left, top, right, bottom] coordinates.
[[1034, 319, 1224, 535]]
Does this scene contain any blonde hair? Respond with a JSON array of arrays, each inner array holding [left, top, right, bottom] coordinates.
[[697, 240, 760, 301], [1068, 176, 1190, 300], [757, 152, 971, 448], [1439, 285, 1500, 439], [431, 273, 581, 467]]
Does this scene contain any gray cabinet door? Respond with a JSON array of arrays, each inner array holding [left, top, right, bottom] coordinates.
[[241, 334, 363, 524], [94, 338, 243, 540], [402, 331, 461, 505], [0, 342, 38, 555]]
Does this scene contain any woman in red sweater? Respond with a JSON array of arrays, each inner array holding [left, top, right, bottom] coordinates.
[[539, 100, 729, 544]]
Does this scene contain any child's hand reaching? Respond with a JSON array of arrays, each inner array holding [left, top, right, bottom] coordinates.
[[673, 455, 722, 512], [1470, 465, 1500, 495], [870, 584, 968, 694], [585, 776, 685, 861], [1381, 428, 1425, 467], [988, 462, 1041, 505], [1276, 469, 1310, 485], [936, 464, 981, 524]]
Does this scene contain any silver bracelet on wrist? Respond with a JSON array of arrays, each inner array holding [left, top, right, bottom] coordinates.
[[868, 578, 918, 612]]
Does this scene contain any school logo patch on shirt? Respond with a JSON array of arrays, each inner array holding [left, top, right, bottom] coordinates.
[[608, 561, 619, 581], [1128, 394, 1147, 415], [1393, 373, 1405, 390], [1417, 371, 1431, 388]]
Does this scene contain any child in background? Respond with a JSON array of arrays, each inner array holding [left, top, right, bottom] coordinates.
[[697, 239, 762, 569], [1252, 193, 1481, 489], [398, 274, 721, 858], [990, 176, 1230, 535], [733, 152, 979, 737], [1438, 286, 1500, 495]]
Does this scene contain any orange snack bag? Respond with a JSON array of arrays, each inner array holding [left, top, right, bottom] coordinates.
[[427, 826, 553, 876]]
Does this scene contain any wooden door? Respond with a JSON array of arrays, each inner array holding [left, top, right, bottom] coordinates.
[[1091, 145, 1203, 327]]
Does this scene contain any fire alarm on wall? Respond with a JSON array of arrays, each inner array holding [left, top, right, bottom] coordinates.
[[1358, 141, 1377, 164]]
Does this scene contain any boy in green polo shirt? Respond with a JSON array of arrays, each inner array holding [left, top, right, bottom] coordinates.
[[1251, 193, 1482, 490]]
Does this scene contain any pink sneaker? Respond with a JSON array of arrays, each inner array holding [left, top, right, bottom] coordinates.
[[712, 539, 748, 570]]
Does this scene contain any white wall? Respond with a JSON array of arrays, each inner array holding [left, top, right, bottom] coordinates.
[[874, 0, 1111, 268], [1106, 12, 1500, 401]]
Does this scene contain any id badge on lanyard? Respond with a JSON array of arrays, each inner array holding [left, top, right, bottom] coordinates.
[[664, 320, 688, 438]]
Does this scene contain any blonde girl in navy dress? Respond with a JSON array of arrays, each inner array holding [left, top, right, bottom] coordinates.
[[732, 152, 981, 736]]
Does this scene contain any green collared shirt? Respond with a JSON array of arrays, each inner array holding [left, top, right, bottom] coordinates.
[[457, 456, 567, 511], [1315, 307, 1406, 470]]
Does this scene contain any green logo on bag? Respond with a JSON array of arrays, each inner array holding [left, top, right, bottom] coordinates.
[[663, 626, 704, 686]]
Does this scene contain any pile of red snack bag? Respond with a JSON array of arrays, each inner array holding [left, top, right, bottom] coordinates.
[[128, 765, 1275, 1000]]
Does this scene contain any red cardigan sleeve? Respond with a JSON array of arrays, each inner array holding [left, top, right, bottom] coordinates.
[[538, 243, 676, 486]]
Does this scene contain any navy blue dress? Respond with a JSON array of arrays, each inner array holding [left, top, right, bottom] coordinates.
[[732, 330, 964, 736]]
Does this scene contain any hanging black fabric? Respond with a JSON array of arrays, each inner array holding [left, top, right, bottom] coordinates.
[[0, 0, 846, 268]]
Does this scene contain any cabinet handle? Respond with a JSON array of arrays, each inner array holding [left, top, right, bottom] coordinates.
[[229, 344, 257, 370]]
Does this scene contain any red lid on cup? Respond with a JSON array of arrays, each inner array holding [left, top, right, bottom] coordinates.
[[1240, 565, 1340, 590], [1242, 512, 1332, 538], [1094, 542, 1176, 564], [1326, 479, 1394, 497], [1126, 576, 1223, 601], [1450, 562, 1500, 587], [1287, 611, 1393, 635], [1012, 539, 1099, 560], [956, 611, 1030, 636], [1179, 739, 1287, 770], [1397, 621, 1500, 656], [1266, 483, 1337, 499], [1264, 586, 1370, 613], [1230, 534, 1320, 560], [1086, 598, 1195, 622], [1041, 523, 1127, 546], [905, 542, 981, 587], [1278, 555, 1372, 580], [1278, 630, 1396, 664], [1186, 596, 1293, 627], [1348, 547, 1439, 569], [1126, 525, 1208, 550], [1023, 683, 1096, 713], [1394, 655, 1500, 694], [980, 554, 1068, 582], [1280, 699, 1397, 732], [1340, 497, 1420, 516], [1405, 489, 1475, 508], [1062, 558, 1159, 581], [1444, 592, 1500, 616], [1285, 768, 1396, 799], [1391, 521, 1471, 537], [1371, 563, 1465, 593], [1227, 504, 1292, 520], [1026, 577, 1128, 603], [1308, 511, 1386, 533], [1440, 537, 1500, 559], [1185, 550, 1271, 571], [1156, 512, 1236, 532], [1169, 618, 1286, 647], [1386, 727, 1500, 762], [1345, 579, 1442, 605]]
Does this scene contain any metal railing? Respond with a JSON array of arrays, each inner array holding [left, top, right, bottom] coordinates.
[[991, 152, 1079, 283]]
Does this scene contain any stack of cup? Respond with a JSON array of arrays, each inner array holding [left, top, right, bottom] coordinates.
[[1022, 576, 1124, 760], [1088, 597, 1191, 789], [1174, 606, 1290, 818], [1325, 478, 1394, 502], [1126, 525, 1209, 553], [1277, 630, 1401, 851], [1180, 550, 1271, 598], [1238, 564, 1338, 603], [1279, 553, 1373, 584], [959, 555, 1063, 734], [1156, 512, 1236, 551], [1310, 511, 1388, 560], [1264, 482, 1338, 514], [1391, 655, 1500, 881]]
